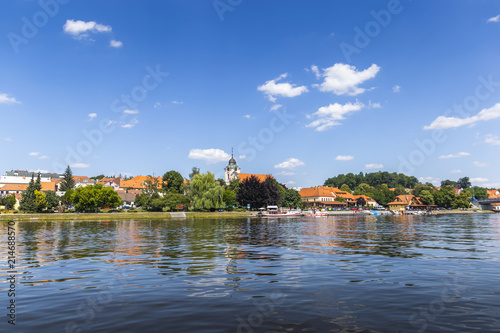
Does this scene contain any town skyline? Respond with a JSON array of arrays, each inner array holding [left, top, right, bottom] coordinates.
[[1, 1, 500, 189]]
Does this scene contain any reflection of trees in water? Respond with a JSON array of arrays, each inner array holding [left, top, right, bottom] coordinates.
[[300, 216, 425, 258]]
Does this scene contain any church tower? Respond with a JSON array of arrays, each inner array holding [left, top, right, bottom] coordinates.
[[224, 149, 240, 185]]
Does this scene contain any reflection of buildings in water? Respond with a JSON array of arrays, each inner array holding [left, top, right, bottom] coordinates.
[[300, 216, 420, 255]]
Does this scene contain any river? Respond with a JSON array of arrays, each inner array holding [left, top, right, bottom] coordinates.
[[1, 214, 499, 332]]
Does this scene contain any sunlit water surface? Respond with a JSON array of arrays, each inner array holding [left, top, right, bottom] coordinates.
[[1, 214, 500, 332]]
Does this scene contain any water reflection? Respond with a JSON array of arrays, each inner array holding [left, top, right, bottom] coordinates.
[[0, 214, 499, 332]]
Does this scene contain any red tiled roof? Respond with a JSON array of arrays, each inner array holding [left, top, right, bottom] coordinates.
[[238, 173, 273, 183], [120, 176, 163, 189]]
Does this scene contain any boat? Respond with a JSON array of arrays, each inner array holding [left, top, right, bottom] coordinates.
[[303, 210, 328, 217], [261, 205, 302, 217]]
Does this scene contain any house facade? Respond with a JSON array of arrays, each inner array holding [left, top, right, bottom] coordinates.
[[387, 194, 437, 211], [299, 186, 348, 208]]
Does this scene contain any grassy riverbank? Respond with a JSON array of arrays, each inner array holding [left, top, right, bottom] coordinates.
[[0, 209, 492, 222], [0, 210, 255, 221]]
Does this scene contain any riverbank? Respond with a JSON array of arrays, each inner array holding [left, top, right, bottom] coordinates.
[[0, 211, 255, 221], [0, 209, 492, 222]]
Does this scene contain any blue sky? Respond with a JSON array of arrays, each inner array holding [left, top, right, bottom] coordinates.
[[1, 0, 500, 189]]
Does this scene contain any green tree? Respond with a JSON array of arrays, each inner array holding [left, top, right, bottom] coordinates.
[[228, 179, 240, 193], [45, 191, 60, 210], [163, 170, 184, 193], [237, 175, 264, 209], [262, 178, 281, 207], [441, 179, 458, 188], [189, 167, 200, 180], [90, 174, 106, 181], [60, 166, 75, 191], [463, 186, 488, 200], [394, 185, 406, 196], [71, 184, 122, 213], [7, 194, 16, 210], [340, 184, 352, 193], [19, 176, 37, 213], [454, 192, 471, 209], [34, 190, 47, 212], [433, 186, 456, 208], [0, 194, 17, 210], [353, 183, 376, 195], [281, 188, 303, 208], [413, 183, 436, 197], [457, 177, 471, 189], [61, 189, 74, 208], [189, 172, 225, 210], [223, 189, 237, 209], [335, 196, 345, 203], [164, 193, 191, 211], [419, 190, 435, 205]]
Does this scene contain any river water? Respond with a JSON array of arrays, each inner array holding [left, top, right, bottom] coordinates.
[[1, 214, 500, 332]]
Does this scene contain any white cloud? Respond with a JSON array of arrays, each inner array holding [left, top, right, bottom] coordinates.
[[276, 171, 295, 176], [419, 177, 440, 186], [474, 161, 489, 168], [154, 102, 161, 108], [482, 182, 500, 188], [315, 63, 380, 96], [274, 158, 305, 169], [63, 20, 112, 39], [4, 138, 12, 142], [336, 155, 354, 161], [123, 109, 139, 114], [39, 155, 50, 160], [257, 73, 308, 102], [88, 113, 97, 120], [188, 148, 230, 164], [172, 101, 183, 104], [243, 114, 251, 119], [485, 134, 500, 146], [29, 152, 40, 157], [110, 40, 123, 48], [487, 15, 500, 23], [121, 119, 138, 129], [368, 101, 381, 109], [450, 170, 462, 174], [238, 155, 246, 160], [470, 177, 489, 183], [424, 103, 500, 130], [71, 163, 90, 169], [306, 101, 364, 131], [270, 104, 282, 111], [393, 85, 401, 93], [365, 163, 383, 170], [310, 65, 321, 79], [285, 181, 296, 186], [438, 152, 470, 159], [0, 93, 20, 104]]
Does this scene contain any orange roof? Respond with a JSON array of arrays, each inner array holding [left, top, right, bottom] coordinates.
[[73, 176, 94, 184], [119, 176, 163, 189], [299, 186, 337, 198], [331, 188, 355, 200], [487, 190, 500, 199], [98, 177, 121, 185], [387, 194, 424, 206], [354, 194, 375, 202], [0, 182, 56, 192], [238, 173, 273, 183]]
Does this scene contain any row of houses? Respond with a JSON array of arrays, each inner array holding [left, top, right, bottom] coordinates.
[[298, 186, 440, 211], [298, 186, 378, 208]]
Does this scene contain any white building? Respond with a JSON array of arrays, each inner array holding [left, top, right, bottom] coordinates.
[[224, 153, 240, 185]]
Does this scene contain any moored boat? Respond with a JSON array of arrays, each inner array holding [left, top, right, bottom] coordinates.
[[261, 205, 302, 217]]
